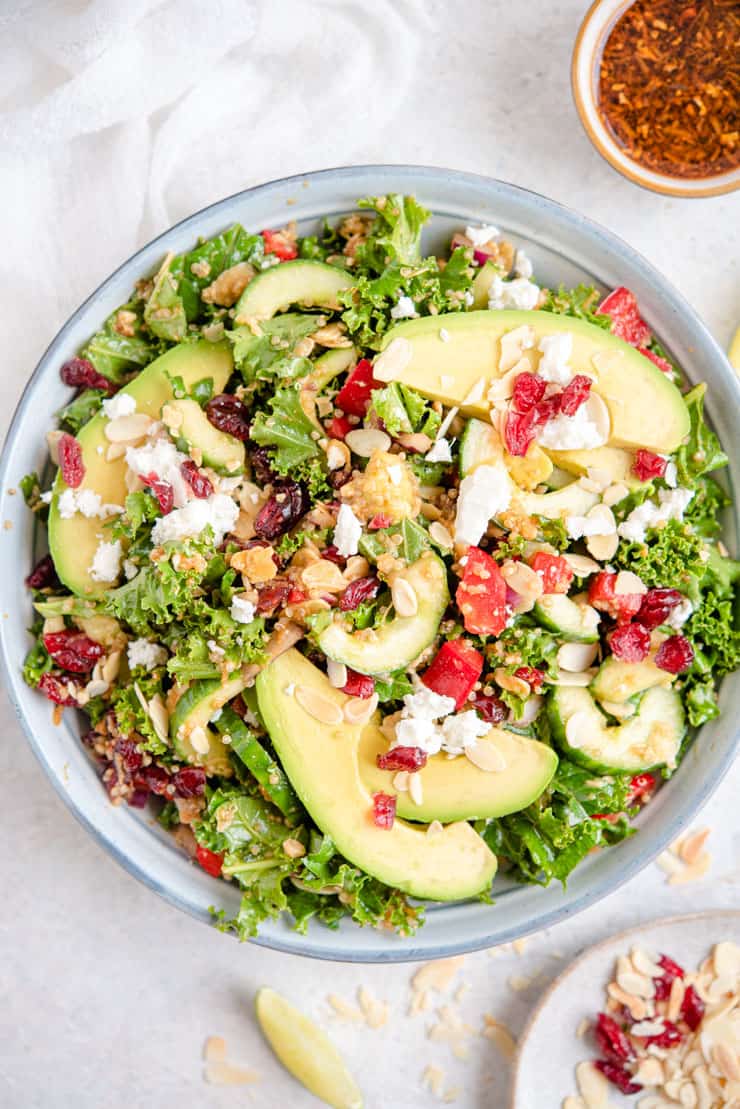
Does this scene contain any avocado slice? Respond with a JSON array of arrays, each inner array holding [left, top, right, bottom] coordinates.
[[167, 397, 245, 475], [545, 445, 636, 485], [548, 684, 684, 773], [590, 656, 674, 703], [256, 650, 498, 901], [169, 674, 246, 773], [359, 723, 557, 822], [48, 340, 234, 597], [515, 482, 599, 521], [317, 552, 449, 676], [374, 310, 689, 453], [235, 260, 355, 321]]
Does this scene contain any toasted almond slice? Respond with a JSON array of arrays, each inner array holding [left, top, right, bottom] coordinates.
[[430, 520, 454, 549], [668, 853, 711, 885], [481, 1014, 517, 1061], [408, 771, 424, 806], [576, 1060, 609, 1109], [586, 392, 611, 442], [147, 693, 169, 742], [301, 559, 349, 593], [427, 820, 444, 837], [552, 669, 596, 688], [391, 576, 418, 618], [373, 337, 412, 381], [393, 770, 410, 792], [633, 1057, 665, 1085], [203, 1035, 227, 1063], [104, 412, 154, 443], [602, 481, 629, 507], [712, 1042, 740, 1082], [344, 428, 391, 456], [586, 529, 619, 561], [294, 686, 344, 727], [498, 325, 535, 373], [101, 649, 122, 684], [607, 982, 647, 1020], [106, 442, 128, 461], [614, 570, 647, 595], [189, 725, 210, 755], [617, 968, 655, 1000], [255, 988, 362, 1109], [494, 667, 530, 697], [85, 678, 109, 699], [519, 693, 544, 725], [631, 946, 663, 979], [565, 710, 595, 748], [327, 994, 364, 1023], [667, 975, 686, 1022], [562, 1098, 586, 1109], [712, 940, 740, 979], [466, 742, 507, 773], [344, 693, 379, 726], [204, 1061, 260, 1086], [678, 828, 710, 865], [327, 659, 348, 689], [557, 641, 599, 672], [501, 560, 544, 609], [562, 552, 601, 578]]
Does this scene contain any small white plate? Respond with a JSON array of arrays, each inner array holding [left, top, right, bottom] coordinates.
[[511, 911, 740, 1108]]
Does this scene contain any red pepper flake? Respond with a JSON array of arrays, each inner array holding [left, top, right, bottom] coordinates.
[[597, 0, 740, 181]]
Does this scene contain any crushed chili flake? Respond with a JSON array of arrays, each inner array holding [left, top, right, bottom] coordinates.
[[598, 0, 739, 180]]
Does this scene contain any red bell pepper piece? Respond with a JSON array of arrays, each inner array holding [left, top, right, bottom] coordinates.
[[326, 415, 353, 440], [626, 772, 657, 806], [639, 347, 673, 374], [528, 551, 574, 594], [588, 571, 643, 622], [422, 639, 484, 709], [597, 287, 651, 347], [260, 228, 298, 261], [456, 547, 508, 636], [195, 845, 224, 877], [334, 359, 379, 417]]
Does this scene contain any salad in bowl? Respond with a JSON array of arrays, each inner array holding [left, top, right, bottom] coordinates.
[[20, 194, 739, 941]]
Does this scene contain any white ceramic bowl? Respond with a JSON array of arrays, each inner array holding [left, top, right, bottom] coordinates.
[[572, 0, 740, 198], [0, 165, 738, 962]]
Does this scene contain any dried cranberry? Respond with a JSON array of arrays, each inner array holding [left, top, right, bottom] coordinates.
[[655, 634, 694, 674], [60, 356, 115, 393], [322, 545, 346, 566], [681, 985, 705, 1031], [254, 481, 309, 540], [256, 580, 293, 615], [533, 394, 562, 426], [43, 629, 104, 673], [608, 622, 651, 662], [172, 766, 206, 798], [249, 445, 276, 485], [513, 666, 545, 690], [597, 286, 651, 347], [128, 789, 149, 809], [635, 588, 683, 630], [195, 844, 225, 877], [633, 449, 667, 481], [342, 669, 376, 699], [141, 472, 174, 514], [642, 1020, 682, 1049], [329, 468, 352, 490], [594, 1013, 635, 1063], [639, 347, 673, 374], [38, 672, 77, 705], [512, 372, 546, 412], [57, 433, 85, 488], [504, 409, 537, 457], [594, 1060, 642, 1096], [658, 954, 685, 979], [371, 792, 396, 829], [559, 374, 592, 416], [654, 953, 686, 997], [470, 692, 508, 724], [340, 576, 381, 611], [181, 459, 213, 499], [376, 746, 428, 771], [25, 553, 57, 590], [114, 737, 144, 774], [206, 394, 250, 441], [137, 764, 171, 796], [368, 513, 393, 530]]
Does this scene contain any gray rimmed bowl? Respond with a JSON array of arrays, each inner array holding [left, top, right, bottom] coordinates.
[[0, 165, 737, 963]]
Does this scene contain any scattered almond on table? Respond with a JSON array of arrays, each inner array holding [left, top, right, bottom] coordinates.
[[656, 826, 713, 885]]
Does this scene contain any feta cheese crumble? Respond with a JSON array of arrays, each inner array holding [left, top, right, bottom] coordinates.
[[465, 224, 500, 246], [393, 687, 489, 758], [122, 558, 139, 580], [617, 487, 694, 544], [537, 332, 574, 385], [333, 502, 362, 558], [488, 276, 540, 312], [514, 249, 533, 279], [102, 393, 136, 420], [230, 594, 257, 624], [390, 295, 418, 320], [665, 597, 693, 628], [425, 438, 453, 463], [127, 638, 168, 669], [150, 493, 239, 546], [89, 539, 122, 583], [454, 461, 512, 546], [536, 395, 608, 451], [125, 439, 191, 509], [440, 710, 490, 755], [57, 488, 123, 520]]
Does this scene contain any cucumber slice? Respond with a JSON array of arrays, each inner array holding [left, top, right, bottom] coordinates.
[[533, 594, 600, 643], [317, 552, 449, 676], [471, 259, 503, 309], [216, 706, 300, 820], [167, 397, 245, 475], [459, 417, 502, 477], [591, 656, 674, 703], [235, 260, 354, 321], [169, 675, 246, 772], [548, 684, 684, 773]]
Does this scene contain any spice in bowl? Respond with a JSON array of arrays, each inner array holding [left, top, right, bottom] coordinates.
[[597, 0, 739, 181]]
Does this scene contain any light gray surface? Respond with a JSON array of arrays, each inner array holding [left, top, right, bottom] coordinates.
[[1, 2, 739, 1106]]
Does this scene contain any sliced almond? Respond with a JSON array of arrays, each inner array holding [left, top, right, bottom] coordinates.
[[586, 529, 619, 561], [427, 820, 444, 837], [576, 1060, 609, 1109], [602, 481, 629, 507], [487, 365, 522, 405], [585, 392, 611, 442], [494, 668, 530, 697], [393, 770, 410, 792], [391, 576, 418, 617], [607, 982, 647, 1020], [565, 710, 595, 749], [498, 325, 535, 373], [372, 337, 413, 382], [712, 1042, 740, 1081], [617, 968, 655, 1000], [461, 377, 487, 406], [557, 641, 599, 672], [562, 1098, 587, 1109], [85, 678, 109, 699], [344, 693, 379, 726], [294, 686, 344, 727], [327, 659, 348, 689], [631, 946, 663, 979], [678, 828, 710, 866], [667, 975, 686, 1022], [411, 956, 466, 994], [500, 560, 543, 610], [204, 1061, 260, 1086], [599, 698, 637, 719], [429, 521, 454, 549], [552, 669, 596, 688], [562, 552, 601, 578], [104, 412, 153, 443], [633, 1056, 665, 1085], [344, 428, 391, 456], [408, 771, 424, 806], [106, 442, 128, 461], [147, 693, 169, 742], [101, 649, 122, 684], [203, 1035, 227, 1063], [615, 570, 647, 595], [189, 725, 210, 755], [46, 429, 62, 464], [712, 940, 740, 979], [301, 559, 349, 593], [465, 742, 507, 773], [519, 693, 544, 724]]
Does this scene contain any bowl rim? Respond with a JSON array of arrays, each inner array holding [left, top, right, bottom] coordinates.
[[1, 163, 738, 963], [571, 0, 740, 199]]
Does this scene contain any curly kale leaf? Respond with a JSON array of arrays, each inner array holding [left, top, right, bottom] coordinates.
[[369, 382, 440, 438], [230, 314, 321, 384], [540, 284, 612, 331], [110, 670, 168, 755], [250, 386, 322, 470], [81, 300, 158, 382], [613, 519, 707, 592], [355, 194, 430, 269], [675, 384, 728, 484], [57, 389, 105, 434]]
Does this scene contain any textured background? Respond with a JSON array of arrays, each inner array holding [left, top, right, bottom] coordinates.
[[1, 2, 738, 1106]]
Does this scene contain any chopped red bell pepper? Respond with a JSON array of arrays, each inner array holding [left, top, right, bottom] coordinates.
[[456, 547, 508, 636], [334, 359, 379, 417], [422, 639, 484, 709], [626, 772, 657, 805], [260, 228, 298, 261], [528, 551, 574, 594], [195, 845, 224, 877], [368, 513, 393, 530], [639, 347, 673, 374], [597, 286, 651, 347], [326, 415, 353, 441], [588, 571, 643, 622]]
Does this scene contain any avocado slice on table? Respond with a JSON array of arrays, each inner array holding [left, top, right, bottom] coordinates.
[[373, 310, 689, 453], [359, 723, 558, 823], [316, 552, 449, 676], [235, 260, 355, 321], [256, 650, 498, 902], [48, 340, 234, 597]]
